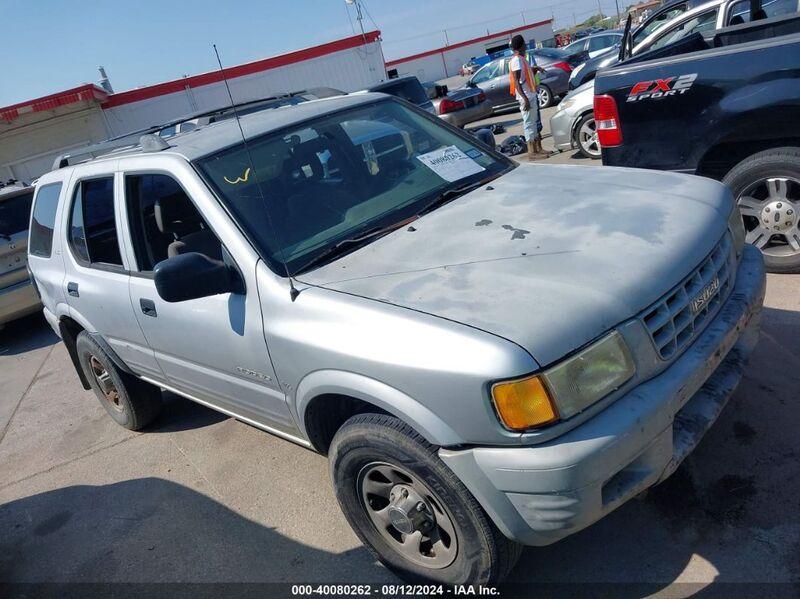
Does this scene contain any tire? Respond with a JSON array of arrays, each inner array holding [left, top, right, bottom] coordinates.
[[537, 84, 553, 109], [723, 147, 800, 273], [329, 413, 522, 585], [75, 331, 162, 430], [573, 112, 601, 159]]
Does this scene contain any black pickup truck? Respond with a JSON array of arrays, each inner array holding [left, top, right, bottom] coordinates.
[[595, 13, 800, 272]]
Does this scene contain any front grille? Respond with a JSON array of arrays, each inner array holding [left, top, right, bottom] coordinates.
[[640, 233, 735, 361]]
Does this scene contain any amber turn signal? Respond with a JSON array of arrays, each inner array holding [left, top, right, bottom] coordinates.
[[491, 375, 559, 431]]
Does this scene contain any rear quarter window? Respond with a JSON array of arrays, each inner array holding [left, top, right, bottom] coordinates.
[[29, 183, 63, 258], [0, 189, 34, 238]]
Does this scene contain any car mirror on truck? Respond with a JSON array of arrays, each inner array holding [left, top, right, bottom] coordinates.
[[153, 252, 242, 303]]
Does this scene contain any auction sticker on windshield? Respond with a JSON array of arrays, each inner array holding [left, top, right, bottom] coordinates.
[[417, 145, 485, 182]]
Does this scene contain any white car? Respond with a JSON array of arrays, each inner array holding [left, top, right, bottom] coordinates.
[[560, 31, 623, 59]]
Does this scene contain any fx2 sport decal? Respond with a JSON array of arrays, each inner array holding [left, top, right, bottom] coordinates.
[[627, 73, 698, 102]]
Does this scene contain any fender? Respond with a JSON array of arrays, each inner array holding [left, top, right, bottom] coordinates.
[[294, 370, 463, 447]]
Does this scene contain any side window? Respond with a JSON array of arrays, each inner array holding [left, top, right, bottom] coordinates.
[[645, 9, 719, 52], [125, 173, 222, 272], [633, 4, 688, 46], [69, 177, 123, 267], [29, 184, 62, 258], [471, 62, 501, 84]]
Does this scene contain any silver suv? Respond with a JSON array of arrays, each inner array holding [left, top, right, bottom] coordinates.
[[1, 181, 40, 328], [28, 93, 765, 585]]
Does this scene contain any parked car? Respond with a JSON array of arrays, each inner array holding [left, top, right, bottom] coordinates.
[[368, 76, 491, 128], [569, 0, 800, 89], [364, 77, 436, 114], [459, 60, 479, 76], [561, 30, 623, 58], [30, 92, 765, 585], [597, 11, 800, 272], [549, 80, 599, 158], [466, 47, 587, 110], [0, 181, 40, 328]]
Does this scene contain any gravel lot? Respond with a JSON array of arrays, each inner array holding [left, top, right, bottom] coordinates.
[[1, 93, 799, 591]]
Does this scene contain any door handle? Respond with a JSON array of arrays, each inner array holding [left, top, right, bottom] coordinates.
[[140, 298, 157, 317], [67, 282, 79, 297]]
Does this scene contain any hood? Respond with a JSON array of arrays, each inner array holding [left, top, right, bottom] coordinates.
[[299, 165, 732, 366]]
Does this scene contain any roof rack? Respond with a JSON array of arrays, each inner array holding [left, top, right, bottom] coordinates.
[[51, 133, 170, 170]]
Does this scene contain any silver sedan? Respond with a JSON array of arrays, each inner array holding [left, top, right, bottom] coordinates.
[[549, 80, 600, 159]]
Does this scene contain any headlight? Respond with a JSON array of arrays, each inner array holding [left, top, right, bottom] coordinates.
[[557, 97, 576, 112], [491, 331, 635, 431], [728, 203, 745, 259]]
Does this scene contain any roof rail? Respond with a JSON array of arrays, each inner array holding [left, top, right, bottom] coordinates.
[[51, 133, 170, 171]]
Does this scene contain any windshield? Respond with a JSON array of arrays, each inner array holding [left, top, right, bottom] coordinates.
[[0, 190, 34, 237], [196, 98, 511, 275]]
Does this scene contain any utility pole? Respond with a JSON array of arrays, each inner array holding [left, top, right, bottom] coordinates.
[[615, 0, 621, 23], [521, 11, 526, 24], [443, 29, 450, 46], [597, 0, 604, 18], [573, 12, 577, 27]]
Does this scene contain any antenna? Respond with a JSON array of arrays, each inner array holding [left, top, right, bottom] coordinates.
[[212, 44, 300, 301]]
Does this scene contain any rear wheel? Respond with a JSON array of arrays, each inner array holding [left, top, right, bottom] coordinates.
[[723, 147, 800, 273], [537, 85, 553, 109], [574, 112, 601, 159], [329, 413, 522, 584], [76, 331, 162, 430]]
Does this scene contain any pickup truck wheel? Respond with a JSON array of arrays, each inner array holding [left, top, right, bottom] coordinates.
[[574, 112, 601, 159], [723, 147, 800, 273], [537, 85, 553, 109], [329, 413, 522, 585], [75, 331, 162, 430]]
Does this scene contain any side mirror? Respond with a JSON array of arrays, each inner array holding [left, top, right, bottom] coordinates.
[[154, 252, 242, 303], [466, 79, 476, 88]]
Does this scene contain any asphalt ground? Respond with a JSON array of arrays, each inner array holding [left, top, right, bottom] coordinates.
[[1, 86, 799, 594]]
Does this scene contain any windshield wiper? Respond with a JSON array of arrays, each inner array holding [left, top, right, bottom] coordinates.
[[294, 216, 419, 275]]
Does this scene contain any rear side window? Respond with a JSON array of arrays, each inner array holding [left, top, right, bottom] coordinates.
[[69, 177, 123, 267], [0, 190, 34, 238], [376, 80, 429, 106], [29, 184, 62, 258]]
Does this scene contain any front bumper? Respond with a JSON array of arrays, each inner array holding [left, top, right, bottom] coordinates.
[[549, 107, 577, 152], [440, 245, 765, 546], [439, 100, 493, 128], [0, 278, 41, 326]]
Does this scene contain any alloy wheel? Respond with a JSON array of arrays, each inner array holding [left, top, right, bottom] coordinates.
[[578, 117, 600, 158], [737, 177, 800, 257], [537, 86, 551, 109], [89, 355, 123, 412], [358, 462, 458, 569]]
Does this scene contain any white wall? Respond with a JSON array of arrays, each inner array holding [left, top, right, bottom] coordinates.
[[104, 40, 386, 137], [388, 22, 553, 82], [0, 106, 110, 182]]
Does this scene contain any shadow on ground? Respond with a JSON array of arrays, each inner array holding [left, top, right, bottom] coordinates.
[[0, 313, 58, 357], [0, 478, 385, 584]]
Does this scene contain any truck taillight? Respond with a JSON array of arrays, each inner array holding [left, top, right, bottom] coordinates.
[[439, 97, 465, 115], [594, 94, 622, 147]]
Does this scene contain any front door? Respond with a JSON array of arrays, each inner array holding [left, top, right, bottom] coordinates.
[[118, 161, 297, 436]]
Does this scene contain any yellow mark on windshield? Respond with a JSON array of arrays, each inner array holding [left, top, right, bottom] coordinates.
[[224, 167, 251, 185]]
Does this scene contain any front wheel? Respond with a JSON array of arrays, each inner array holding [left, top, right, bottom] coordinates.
[[537, 85, 553, 109], [574, 112, 601, 159], [723, 147, 800, 273], [329, 413, 522, 584]]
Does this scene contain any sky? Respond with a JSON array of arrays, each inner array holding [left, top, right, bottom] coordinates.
[[0, 0, 613, 107]]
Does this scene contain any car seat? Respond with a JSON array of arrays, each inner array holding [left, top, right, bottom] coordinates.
[[154, 193, 222, 260]]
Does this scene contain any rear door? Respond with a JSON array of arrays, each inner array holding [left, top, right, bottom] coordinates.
[[0, 188, 34, 293], [61, 163, 161, 378]]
